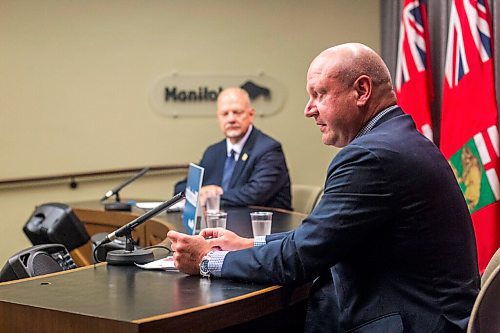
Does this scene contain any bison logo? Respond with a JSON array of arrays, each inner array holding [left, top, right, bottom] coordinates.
[[240, 81, 271, 101]]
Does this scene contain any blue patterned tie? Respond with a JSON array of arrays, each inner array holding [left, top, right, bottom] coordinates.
[[222, 149, 236, 191]]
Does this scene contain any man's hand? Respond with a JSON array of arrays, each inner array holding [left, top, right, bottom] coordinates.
[[199, 185, 224, 206], [200, 228, 254, 251], [167, 231, 212, 275]]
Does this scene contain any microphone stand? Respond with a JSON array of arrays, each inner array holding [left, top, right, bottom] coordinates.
[[106, 230, 149, 265], [99, 192, 184, 265], [107, 191, 127, 211], [100, 167, 150, 211]]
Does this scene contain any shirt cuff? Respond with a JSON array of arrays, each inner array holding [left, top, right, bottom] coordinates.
[[207, 236, 266, 277], [254, 236, 267, 247], [208, 250, 228, 277]]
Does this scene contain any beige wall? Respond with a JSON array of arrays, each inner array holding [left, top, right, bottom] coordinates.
[[0, 0, 380, 264]]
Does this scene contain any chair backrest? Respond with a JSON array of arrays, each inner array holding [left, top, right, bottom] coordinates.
[[292, 184, 323, 214], [467, 264, 500, 333], [481, 248, 500, 287]]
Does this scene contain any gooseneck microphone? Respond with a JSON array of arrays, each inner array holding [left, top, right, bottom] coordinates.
[[97, 191, 184, 265], [100, 167, 150, 211]]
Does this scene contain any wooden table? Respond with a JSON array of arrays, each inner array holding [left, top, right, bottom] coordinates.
[[0, 201, 310, 333], [0, 262, 309, 332]]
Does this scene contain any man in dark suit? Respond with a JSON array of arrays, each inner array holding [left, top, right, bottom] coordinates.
[[174, 87, 291, 210], [168, 43, 480, 332]]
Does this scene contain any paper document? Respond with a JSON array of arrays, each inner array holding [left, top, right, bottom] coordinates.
[[135, 256, 178, 271]]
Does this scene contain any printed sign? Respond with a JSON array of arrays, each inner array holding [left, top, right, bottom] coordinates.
[[182, 163, 204, 235], [149, 73, 286, 117]]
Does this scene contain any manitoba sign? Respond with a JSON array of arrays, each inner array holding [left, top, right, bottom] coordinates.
[[149, 74, 286, 117]]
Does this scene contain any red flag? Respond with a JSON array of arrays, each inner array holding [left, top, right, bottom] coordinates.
[[395, 0, 434, 141], [441, 0, 500, 272]]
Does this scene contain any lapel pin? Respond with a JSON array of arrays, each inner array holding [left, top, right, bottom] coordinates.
[[242, 153, 248, 161]]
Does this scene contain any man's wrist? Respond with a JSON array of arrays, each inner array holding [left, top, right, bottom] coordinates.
[[199, 251, 214, 278], [253, 235, 267, 247]]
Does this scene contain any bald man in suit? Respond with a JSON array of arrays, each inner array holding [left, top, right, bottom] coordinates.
[[169, 44, 479, 332], [174, 87, 291, 210]]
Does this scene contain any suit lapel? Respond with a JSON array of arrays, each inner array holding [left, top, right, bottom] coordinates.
[[228, 128, 259, 188]]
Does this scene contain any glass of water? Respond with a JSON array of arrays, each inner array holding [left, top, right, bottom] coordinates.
[[205, 192, 220, 214], [250, 211, 273, 237], [205, 211, 227, 229]]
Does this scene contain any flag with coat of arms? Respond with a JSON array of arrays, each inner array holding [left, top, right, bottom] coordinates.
[[441, 0, 500, 272], [395, 0, 434, 141]]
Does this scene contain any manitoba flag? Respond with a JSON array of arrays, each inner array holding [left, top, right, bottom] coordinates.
[[441, 0, 500, 272], [395, 0, 434, 141]]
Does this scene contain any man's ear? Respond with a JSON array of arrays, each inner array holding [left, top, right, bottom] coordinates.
[[248, 108, 255, 119], [354, 75, 372, 106]]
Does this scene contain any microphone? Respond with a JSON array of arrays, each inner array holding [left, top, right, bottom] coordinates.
[[97, 191, 184, 265], [100, 167, 150, 211]]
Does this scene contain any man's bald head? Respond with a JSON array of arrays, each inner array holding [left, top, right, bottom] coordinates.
[[217, 87, 252, 109], [304, 43, 397, 147], [310, 43, 395, 101]]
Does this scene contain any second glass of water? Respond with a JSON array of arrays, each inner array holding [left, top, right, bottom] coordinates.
[[205, 211, 227, 229]]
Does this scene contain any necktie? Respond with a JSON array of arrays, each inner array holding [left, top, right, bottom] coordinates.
[[222, 149, 236, 191]]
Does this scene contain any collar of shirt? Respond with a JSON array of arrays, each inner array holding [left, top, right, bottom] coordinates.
[[225, 125, 253, 160], [355, 105, 399, 139]]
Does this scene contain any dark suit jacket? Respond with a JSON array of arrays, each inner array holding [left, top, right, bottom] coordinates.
[[174, 127, 291, 210], [220, 108, 480, 332]]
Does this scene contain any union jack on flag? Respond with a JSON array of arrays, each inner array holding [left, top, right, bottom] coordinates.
[[445, 0, 493, 88], [395, 0, 434, 141], [466, 0, 492, 62], [444, 1, 469, 88], [395, 0, 429, 91]]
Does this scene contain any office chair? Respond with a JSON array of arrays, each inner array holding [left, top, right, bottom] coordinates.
[[481, 248, 500, 287], [291, 184, 323, 214], [467, 264, 500, 333]]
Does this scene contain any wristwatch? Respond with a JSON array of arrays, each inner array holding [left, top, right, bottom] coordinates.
[[199, 251, 214, 278]]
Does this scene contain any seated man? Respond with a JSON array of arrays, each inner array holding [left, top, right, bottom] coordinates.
[[174, 87, 292, 210], [168, 44, 480, 332]]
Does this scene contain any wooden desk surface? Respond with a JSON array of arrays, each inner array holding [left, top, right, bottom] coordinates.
[[0, 263, 309, 332], [0, 202, 309, 333]]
